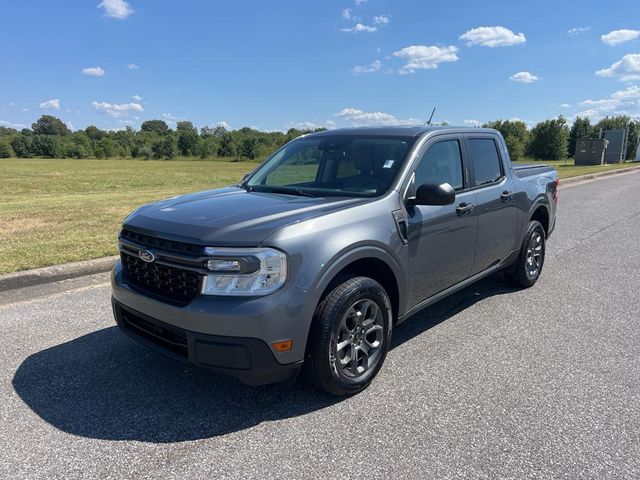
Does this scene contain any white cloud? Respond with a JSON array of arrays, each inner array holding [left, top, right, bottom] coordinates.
[[596, 53, 640, 81], [601, 29, 640, 46], [92, 101, 143, 118], [82, 66, 106, 77], [575, 84, 640, 119], [459, 26, 526, 47], [39, 99, 60, 110], [0, 120, 27, 129], [464, 119, 481, 127], [567, 26, 591, 36], [21, 107, 30, 112], [127, 63, 140, 70], [352, 59, 381, 74], [342, 8, 353, 20], [372, 15, 390, 25], [215, 121, 231, 130], [341, 23, 377, 33], [354, 0, 367, 5], [335, 107, 420, 126], [132, 94, 142, 101], [393, 45, 459, 74], [560, 103, 572, 108], [98, 0, 133, 19], [509, 71, 539, 83]]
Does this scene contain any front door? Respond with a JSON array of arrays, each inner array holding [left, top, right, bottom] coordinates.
[[405, 137, 478, 307]]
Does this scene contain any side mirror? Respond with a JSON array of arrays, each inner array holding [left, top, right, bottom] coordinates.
[[413, 182, 455, 206]]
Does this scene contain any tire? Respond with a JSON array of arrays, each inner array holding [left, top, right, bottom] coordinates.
[[304, 276, 393, 396], [504, 220, 546, 288]]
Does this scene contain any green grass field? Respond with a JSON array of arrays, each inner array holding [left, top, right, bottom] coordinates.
[[1, 157, 637, 274]]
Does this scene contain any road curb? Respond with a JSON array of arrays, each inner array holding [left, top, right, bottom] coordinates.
[[559, 164, 640, 185], [0, 256, 118, 292]]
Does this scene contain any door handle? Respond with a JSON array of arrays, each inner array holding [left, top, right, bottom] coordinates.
[[456, 202, 474, 216], [500, 191, 513, 202]]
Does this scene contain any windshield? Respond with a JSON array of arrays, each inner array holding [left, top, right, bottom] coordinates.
[[245, 135, 416, 197]]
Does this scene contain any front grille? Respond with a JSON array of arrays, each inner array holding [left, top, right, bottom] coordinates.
[[121, 252, 202, 305], [120, 229, 203, 257], [119, 307, 188, 358]]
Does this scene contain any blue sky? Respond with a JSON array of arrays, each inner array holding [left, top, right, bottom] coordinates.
[[1, 0, 639, 132]]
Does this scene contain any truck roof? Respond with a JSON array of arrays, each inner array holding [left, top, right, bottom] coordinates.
[[307, 125, 499, 138]]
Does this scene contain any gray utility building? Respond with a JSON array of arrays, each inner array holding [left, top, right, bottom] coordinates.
[[575, 139, 607, 165], [600, 128, 629, 163]]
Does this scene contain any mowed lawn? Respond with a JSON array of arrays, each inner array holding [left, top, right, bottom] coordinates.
[[1, 158, 255, 274], [1, 156, 637, 274]]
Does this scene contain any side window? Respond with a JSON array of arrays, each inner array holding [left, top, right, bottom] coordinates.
[[468, 138, 503, 186], [414, 139, 464, 190]]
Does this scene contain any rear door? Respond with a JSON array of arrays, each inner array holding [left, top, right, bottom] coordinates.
[[404, 135, 478, 306], [464, 134, 518, 274]]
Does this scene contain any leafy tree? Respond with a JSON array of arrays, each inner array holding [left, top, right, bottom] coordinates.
[[0, 138, 14, 158], [10, 135, 32, 157], [141, 120, 170, 136], [483, 119, 529, 161], [94, 137, 124, 158], [197, 135, 220, 158], [218, 132, 237, 157], [177, 121, 199, 156], [528, 116, 569, 160], [31, 135, 64, 157], [32, 115, 70, 136], [568, 117, 595, 158], [239, 137, 260, 159], [152, 136, 177, 159]]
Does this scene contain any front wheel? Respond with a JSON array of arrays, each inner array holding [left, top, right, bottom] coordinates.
[[505, 220, 546, 288], [304, 276, 392, 396]]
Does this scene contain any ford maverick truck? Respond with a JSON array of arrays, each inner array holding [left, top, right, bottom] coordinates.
[[112, 126, 558, 395]]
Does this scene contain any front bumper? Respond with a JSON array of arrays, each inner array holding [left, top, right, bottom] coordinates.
[[111, 260, 315, 385]]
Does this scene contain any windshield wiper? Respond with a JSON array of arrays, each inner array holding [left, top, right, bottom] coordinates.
[[248, 185, 316, 198]]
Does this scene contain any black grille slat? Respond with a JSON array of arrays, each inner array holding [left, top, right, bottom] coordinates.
[[120, 229, 203, 257], [120, 308, 188, 358], [121, 252, 202, 305]]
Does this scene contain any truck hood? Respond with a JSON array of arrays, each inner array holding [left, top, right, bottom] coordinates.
[[123, 187, 367, 246]]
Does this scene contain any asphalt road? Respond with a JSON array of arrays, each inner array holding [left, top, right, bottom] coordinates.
[[1, 171, 639, 480]]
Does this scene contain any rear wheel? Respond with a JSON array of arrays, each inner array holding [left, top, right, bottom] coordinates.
[[304, 276, 392, 396], [505, 220, 546, 288]]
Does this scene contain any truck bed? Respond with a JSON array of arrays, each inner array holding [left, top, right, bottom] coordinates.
[[512, 163, 556, 179]]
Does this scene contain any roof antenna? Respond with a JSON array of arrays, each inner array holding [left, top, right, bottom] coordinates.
[[425, 107, 436, 126]]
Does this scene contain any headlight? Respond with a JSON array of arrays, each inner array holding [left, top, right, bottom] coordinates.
[[201, 247, 287, 296]]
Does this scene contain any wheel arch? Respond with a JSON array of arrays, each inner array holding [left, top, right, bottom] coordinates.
[[311, 247, 405, 322]]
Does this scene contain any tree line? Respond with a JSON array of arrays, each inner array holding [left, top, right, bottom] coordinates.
[[0, 114, 638, 162], [0, 116, 319, 161], [483, 115, 639, 161]]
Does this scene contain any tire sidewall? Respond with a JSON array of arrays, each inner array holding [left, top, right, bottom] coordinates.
[[520, 221, 546, 285], [315, 277, 392, 395]]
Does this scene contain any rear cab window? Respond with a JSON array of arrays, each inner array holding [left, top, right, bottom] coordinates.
[[468, 138, 503, 186]]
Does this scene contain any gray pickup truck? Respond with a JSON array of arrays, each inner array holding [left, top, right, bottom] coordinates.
[[112, 126, 558, 395]]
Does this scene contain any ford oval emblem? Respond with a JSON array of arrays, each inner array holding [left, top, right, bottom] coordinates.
[[138, 250, 155, 263]]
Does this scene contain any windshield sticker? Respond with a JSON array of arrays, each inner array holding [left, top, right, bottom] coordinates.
[[383, 160, 394, 169]]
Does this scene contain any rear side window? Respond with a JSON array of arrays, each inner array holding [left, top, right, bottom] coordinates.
[[469, 138, 503, 186], [415, 139, 464, 190]]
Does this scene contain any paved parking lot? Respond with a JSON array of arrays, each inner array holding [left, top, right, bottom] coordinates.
[[1, 171, 639, 479]]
